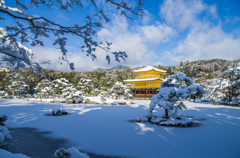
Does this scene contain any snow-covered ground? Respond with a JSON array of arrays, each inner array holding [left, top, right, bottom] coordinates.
[[0, 99, 240, 158]]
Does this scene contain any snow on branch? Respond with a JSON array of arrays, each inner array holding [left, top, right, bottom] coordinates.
[[0, 0, 143, 71], [148, 73, 205, 120], [0, 0, 25, 15], [0, 27, 43, 75]]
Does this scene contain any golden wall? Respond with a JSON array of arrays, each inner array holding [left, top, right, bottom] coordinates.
[[128, 80, 162, 89]]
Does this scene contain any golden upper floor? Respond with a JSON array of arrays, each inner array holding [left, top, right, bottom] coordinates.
[[133, 65, 166, 79]]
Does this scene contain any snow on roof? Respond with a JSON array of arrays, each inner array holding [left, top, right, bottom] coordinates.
[[124, 78, 163, 82], [133, 65, 167, 73]]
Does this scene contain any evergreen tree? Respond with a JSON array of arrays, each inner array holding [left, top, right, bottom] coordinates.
[[148, 73, 205, 126]]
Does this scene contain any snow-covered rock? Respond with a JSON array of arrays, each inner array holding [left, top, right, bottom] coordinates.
[[0, 125, 12, 143], [0, 148, 30, 158], [54, 147, 89, 158], [52, 107, 68, 116]]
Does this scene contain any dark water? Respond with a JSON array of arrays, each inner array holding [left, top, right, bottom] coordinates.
[[1, 127, 125, 158]]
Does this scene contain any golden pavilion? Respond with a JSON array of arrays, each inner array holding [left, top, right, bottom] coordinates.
[[124, 64, 167, 99]]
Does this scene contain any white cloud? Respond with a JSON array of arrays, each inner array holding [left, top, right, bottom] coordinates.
[[31, 0, 240, 71], [167, 25, 240, 64], [159, 0, 207, 30], [96, 15, 175, 68], [31, 6, 176, 71], [140, 22, 174, 44], [207, 4, 218, 18], [158, 0, 240, 65], [97, 16, 148, 67], [31, 47, 100, 72], [141, 10, 155, 25]]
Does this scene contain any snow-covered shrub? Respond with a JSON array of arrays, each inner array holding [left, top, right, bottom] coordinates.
[[84, 99, 96, 104], [200, 98, 210, 102], [148, 73, 205, 126], [98, 91, 108, 102], [194, 77, 233, 104], [25, 94, 32, 98], [54, 147, 89, 158], [52, 78, 73, 97], [8, 81, 30, 98], [0, 115, 7, 125], [0, 91, 8, 99], [231, 98, 240, 105], [91, 88, 103, 96], [52, 108, 68, 116], [0, 126, 12, 144], [124, 93, 133, 100], [111, 101, 119, 105], [109, 82, 129, 99], [65, 91, 84, 104], [74, 96, 84, 104], [77, 78, 93, 96], [0, 115, 12, 144], [34, 79, 54, 98]]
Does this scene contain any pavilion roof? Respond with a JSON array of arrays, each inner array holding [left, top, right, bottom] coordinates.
[[133, 65, 167, 73]]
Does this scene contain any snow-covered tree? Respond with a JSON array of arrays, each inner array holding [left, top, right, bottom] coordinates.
[[148, 73, 205, 126], [0, 68, 10, 90], [226, 62, 240, 105], [193, 60, 203, 77], [77, 78, 93, 96], [109, 81, 129, 99], [0, 0, 143, 72], [34, 79, 54, 98], [8, 80, 30, 98]]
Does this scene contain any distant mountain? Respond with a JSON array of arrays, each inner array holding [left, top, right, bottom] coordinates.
[[93, 65, 130, 71], [93, 67, 104, 71]]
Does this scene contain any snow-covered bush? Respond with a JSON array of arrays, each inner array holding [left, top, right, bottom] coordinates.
[[54, 147, 89, 158], [109, 82, 129, 99], [8, 81, 30, 98], [91, 88, 103, 96], [84, 98, 96, 104], [148, 73, 205, 126], [0, 91, 8, 99], [0, 115, 7, 125], [0, 115, 12, 144], [34, 79, 54, 98], [193, 77, 233, 104], [0, 126, 12, 144], [52, 108, 68, 116], [77, 79, 93, 96], [99, 91, 107, 103], [52, 78, 71, 96], [65, 91, 84, 104]]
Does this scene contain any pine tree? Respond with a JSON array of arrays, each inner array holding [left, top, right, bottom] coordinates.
[[148, 73, 205, 126]]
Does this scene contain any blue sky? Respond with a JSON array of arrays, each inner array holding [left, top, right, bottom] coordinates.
[[3, 0, 240, 71]]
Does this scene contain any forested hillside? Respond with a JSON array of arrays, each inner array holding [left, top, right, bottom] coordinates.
[[157, 59, 240, 78], [0, 59, 239, 105]]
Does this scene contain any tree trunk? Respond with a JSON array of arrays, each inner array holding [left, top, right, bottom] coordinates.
[[228, 86, 232, 104], [164, 109, 169, 118]]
